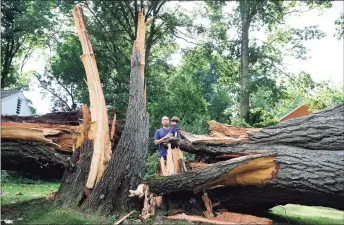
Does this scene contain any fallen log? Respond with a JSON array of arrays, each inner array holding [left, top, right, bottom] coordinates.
[[1, 140, 69, 179], [177, 104, 344, 210], [147, 152, 278, 194], [1, 111, 82, 179], [1, 110, 124, 179]]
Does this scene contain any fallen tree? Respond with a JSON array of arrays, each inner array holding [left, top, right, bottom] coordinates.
[[1, 111, 81, 179], [1, 107, 125, 179], [170, 103, 344, 211]]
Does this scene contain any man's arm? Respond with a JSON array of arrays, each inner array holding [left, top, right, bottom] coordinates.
[[153, 130, 168, 145]]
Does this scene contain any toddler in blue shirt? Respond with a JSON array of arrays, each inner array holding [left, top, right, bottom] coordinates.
[[169, 116, 180, 137]]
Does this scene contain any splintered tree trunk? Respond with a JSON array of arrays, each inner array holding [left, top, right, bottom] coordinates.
[[177, 104, 344, 210], [81, 50, 149, 214], [72, 6, 112, 189], [55, 8, 151, 214], [1, 111, 81, 179]]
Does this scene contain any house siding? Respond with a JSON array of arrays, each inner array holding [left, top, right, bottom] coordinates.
[[2, 92, 32, 116]]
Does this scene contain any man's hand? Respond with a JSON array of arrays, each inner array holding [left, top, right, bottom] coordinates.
[[154, 136, 168, 145]]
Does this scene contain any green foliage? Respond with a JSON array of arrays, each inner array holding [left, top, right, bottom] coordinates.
[[142, 152, 159, 182], [335, 13, 344, 39], [148, 72, 209, 133], [36, 34, 86, 111], [304, 84, 344, 111], [1, 0, 56, 89], [248, 107, 278, 127]]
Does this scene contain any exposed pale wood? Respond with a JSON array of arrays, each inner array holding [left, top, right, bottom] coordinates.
[[189, 162, 212, 170], [166, 212, 272, 225], [180, 130, 246, 144], [202, 191, 214, 218], [213, 212, 272, 224], [166, 144, 175, 175], [79, 11, 151, 212], [2, 122, 79, 152], [75, 105, 91, 150], [141, 186, 156, 220], [72, 5, 111, 188], [172, 147, 182, 173], [114, 211, 135, 225], [159, 157, 168, 176], [2, 126, 61, 148], [110, 110, 116, 141], [147, 153, 278, 194], [208, 120, 261, 138]]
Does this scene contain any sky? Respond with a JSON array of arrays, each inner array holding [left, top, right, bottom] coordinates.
[[23, 1, 343, 115]]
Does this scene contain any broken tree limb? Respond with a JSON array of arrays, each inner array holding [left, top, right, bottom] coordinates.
[[208, 120, 261, 139], [177, 104, 344, 210], [1, 111, 83, 179], [166, 212, 272, 225], [72, 5, 111, 188], [202, 191, 214, 218], [114, 211, 135, 225], [146, 152, 278, 194]]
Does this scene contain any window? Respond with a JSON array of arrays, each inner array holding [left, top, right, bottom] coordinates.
[[16, 98, 22, 115]]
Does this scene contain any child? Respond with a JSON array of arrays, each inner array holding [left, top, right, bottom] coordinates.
[[169, 116, 180, 137]]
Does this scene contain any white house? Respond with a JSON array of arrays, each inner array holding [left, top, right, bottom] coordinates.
[[1, 90, 33, 116]]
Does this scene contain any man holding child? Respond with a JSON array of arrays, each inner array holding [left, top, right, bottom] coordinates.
[[153, 116, 180, 160]]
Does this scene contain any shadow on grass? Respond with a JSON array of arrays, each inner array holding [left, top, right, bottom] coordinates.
[[1, 198, 112, 224]]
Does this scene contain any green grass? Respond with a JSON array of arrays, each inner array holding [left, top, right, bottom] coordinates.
[[1, 172, 114, 224], [1, 179, 60, 205], [269, 204, 344, 225]]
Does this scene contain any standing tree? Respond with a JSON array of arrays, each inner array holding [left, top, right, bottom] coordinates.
[[54, 6, 151, 214], [232, 0, 332, 122], [1, 0, 55, 89]]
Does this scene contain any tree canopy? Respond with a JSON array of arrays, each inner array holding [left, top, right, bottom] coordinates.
[[1, 0, 343, 133]]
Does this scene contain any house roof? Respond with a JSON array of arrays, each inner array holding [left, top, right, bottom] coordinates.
[[1, 90, 21, 99], [279, 104, 312, 122]]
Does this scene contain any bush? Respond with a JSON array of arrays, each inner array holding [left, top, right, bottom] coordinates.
[[142, 152, 159, 182]]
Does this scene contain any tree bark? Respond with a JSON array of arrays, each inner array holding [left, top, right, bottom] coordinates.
[[54, 141, 93, 208], [147, 153, 278, 195], [239, 1, 251, 122], [1, 140, 69, 179], [176, 104, 344, 210], [1, 109, 125, 179], [81, 49, 149, 214], [1, 111, 83, 179]]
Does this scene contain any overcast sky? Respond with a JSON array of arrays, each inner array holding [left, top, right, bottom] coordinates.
[[23, 1, 343, 115]]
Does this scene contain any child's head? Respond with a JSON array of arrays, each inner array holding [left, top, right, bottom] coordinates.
[[171, 116, 180, 126]]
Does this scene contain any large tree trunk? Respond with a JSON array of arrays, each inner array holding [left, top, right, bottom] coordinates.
[[81, 49, 149, 214], [147, 153, 278, 194], [1, 111, 82, 179], [175, 104, 344, 210], [55, 8, 151, 214]]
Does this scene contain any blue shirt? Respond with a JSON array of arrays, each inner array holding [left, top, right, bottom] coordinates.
[[153, 128, 169, 157], [170, 125, 179, 137]]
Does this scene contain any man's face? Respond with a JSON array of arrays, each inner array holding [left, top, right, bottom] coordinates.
[[161, 116, 169, 126], [171, 121, 177, 126]]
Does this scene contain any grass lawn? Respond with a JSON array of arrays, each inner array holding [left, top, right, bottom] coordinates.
[[0, 171, 192, 224], [1, 172, 114, 224]]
